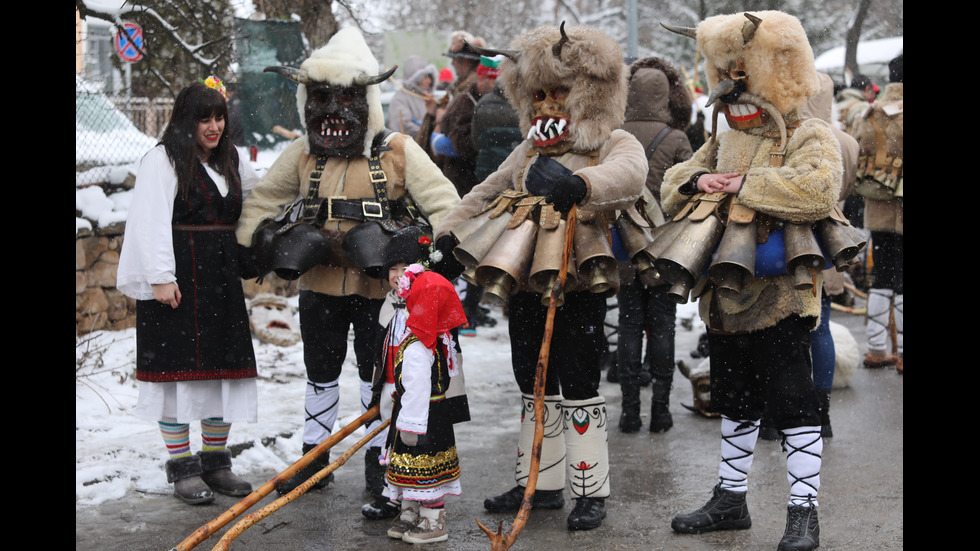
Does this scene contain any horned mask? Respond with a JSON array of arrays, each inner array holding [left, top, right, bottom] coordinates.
[[662, 11, 819, 132], [468, 22, 627, 155], [264, 27, 396, 158]]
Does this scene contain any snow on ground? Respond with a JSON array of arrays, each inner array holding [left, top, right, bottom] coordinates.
[[75, 299, 705, 508]]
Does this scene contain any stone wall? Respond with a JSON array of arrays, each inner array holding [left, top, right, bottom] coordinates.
[[76, 223, 132, 334], [75, 222, 299, 336]]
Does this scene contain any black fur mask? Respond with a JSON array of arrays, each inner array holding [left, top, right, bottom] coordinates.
[[304, 82, 369, 157]]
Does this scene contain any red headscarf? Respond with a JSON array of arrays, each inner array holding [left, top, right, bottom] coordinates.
[[405, 270, 467, 350]]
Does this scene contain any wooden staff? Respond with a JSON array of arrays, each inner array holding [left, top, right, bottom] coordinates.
[[209, 418, 391, 551], [476, 205, 578, 551], [169, 406, 383, 551]]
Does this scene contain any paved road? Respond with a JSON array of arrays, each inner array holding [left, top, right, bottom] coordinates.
[[76, 308, 902, 551]]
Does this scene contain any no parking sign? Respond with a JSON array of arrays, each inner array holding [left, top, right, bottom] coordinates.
[[115, 21, 144, 62]]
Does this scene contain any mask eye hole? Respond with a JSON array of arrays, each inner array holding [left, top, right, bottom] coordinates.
[[549, 86, 570, 100], [534, 89, 546, 102]]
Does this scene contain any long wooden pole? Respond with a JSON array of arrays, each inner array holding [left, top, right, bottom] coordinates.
[[476, 205, 577, 551], [169, 405, 382, 551], [209, 419, 391, 551]]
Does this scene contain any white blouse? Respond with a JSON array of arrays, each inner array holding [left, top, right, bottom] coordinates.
[[116, 145, 259, 300]]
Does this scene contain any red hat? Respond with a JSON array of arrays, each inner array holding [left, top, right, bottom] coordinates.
[[405, 270, 467, 350], [439, 67, 454, 82]]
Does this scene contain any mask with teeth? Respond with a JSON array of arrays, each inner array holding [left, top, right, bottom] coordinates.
[[304, 82, 369, 157], [528, 85, 573, 155], [712, 60, 770, 130], [247, 294, 301, 347]]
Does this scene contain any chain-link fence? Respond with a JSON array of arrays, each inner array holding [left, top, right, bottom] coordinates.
[[76, 76, 167, 170]]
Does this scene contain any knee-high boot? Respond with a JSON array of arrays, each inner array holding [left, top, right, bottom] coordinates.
[[563, 396, 610, 530], [483, 394, 565, 512]]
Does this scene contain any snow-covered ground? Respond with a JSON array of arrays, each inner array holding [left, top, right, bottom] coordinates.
[[75, 295, 706, 508]]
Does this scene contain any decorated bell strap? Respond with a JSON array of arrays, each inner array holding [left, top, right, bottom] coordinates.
[[303, 155, 330, 222]]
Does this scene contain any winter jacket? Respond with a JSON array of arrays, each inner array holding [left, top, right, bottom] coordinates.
[[853, 83, 903, 235], [386, 56, 437, 138], [439, 81, 483, 197], [470, 82, 521, 183], [662, 111, 843, 333], [236, 133, 461, 299], [622, 64, 693, 202]]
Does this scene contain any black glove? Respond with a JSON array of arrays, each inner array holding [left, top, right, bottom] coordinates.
[[525, 155, 588, 213], [432, 234, 465, 280]]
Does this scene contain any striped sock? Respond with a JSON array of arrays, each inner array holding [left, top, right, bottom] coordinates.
[[422, 499, 445, 509], [201, 418, 231, 451], [159, 419, 191, 458]]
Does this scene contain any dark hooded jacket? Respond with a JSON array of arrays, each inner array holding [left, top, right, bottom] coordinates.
[[621, 59, 693, 202]]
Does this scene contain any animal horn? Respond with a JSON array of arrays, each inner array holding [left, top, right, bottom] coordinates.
[[463, 40, 521, 62], [660, 21, 697, 40], [354, 65, 398, 86], [742, 13, 762, 45], [264, 65, 311, 85], [552, 21, 571, 58], [704, 79, 736, 107]]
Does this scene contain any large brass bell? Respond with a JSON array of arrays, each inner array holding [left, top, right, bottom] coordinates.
[[460, 264, 479, 286], [708, 219, 757, 299], [573, 221, 619, 298], [783, 222, 826, 290], [815, 218, 865, 271], [614, 214, 657, 279], [453, 211, 513, 270], [643, 219, 685, 262], [654, 215, 725, 304], [474, 219, 538, 305], [528, 219, 576, 306]]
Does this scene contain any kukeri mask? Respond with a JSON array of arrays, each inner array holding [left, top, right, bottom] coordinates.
[[304, 82, 369, 158]]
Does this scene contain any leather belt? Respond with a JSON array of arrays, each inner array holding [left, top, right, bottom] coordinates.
[[325, 197, 385, 221], [317, 197, 418, 225]]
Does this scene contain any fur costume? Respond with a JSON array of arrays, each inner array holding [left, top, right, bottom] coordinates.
[[662, 12, 842, 548], [436, 24, 646, 530], [237, 29, 460, 299], [660, 12, 848, 333], [233, 28, 461, 498]]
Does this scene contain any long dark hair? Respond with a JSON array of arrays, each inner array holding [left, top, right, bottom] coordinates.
[[158, 82, 239, 199]]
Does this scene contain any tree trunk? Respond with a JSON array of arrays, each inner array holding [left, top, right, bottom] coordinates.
[[844, 0, 873, 83]]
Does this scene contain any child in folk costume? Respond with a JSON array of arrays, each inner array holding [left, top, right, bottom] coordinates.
[[375, 227, 469, 544]]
